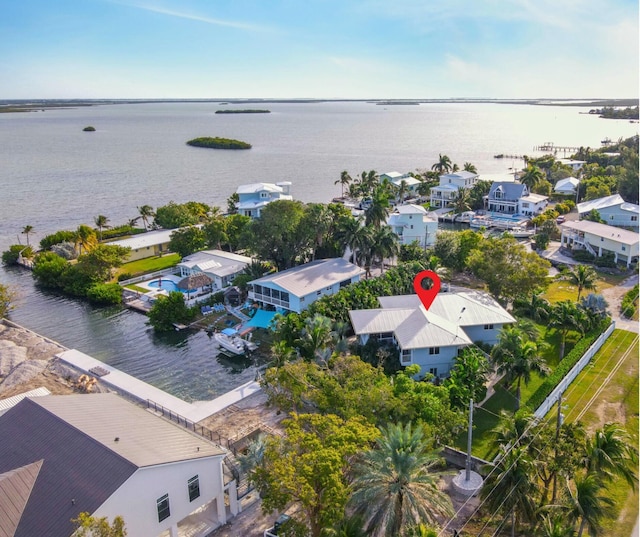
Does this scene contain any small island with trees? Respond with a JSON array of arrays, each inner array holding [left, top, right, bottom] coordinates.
[[83, 126, 96, 131], [186, 137, 252, 149], [215, 109, 270, 114]]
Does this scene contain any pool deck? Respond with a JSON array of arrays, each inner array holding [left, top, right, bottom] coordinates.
[[57, 348, 262, 423]]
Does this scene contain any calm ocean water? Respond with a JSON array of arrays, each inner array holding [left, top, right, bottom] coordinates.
[[0, 101, 637, 400]]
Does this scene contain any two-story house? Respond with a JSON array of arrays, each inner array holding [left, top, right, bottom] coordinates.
[[248, 258, 364, 314], [486, 182, 527, 214], [0, 393, 235, 537], [386, 204, 438, 248], [560, 220, 639, 267], [349, 289, 515, 379], [379, 171, 422, 198], [177, 250, 253, 291], [577, 194, 639, 229], [429, 171, 480, 208], [235, 182, 293, 218]]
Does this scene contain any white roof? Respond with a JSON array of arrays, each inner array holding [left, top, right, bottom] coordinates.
[[520, 193, 548, 203], [109, 229, 175, 250], [393, 204, 428, 215], [179, 249, 252, 276], [392, 177, 421, 187], [440, 171, 478, 181], [554, 177, 580, 191], [431, 184, 459, 192], [0, 387, 51, 416], [250, 258, 364, 297], [236, 182, 284, 194], [577, 194, 639, 214], [349, 306, 471, 349], [378, 290, 516, 327], [561, 221, 640, 246], [381, 171, 406, 179]]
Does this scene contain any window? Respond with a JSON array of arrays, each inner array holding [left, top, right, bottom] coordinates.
[[401, 349, 411, 364], [429, 367, 438, 377], [622, 246, 626, 251], [429, 347, 440, 355], [188, 475, 200, 502], [632, 216, 638, 222], [157, 494, 170, 522], [484, 324, 494, 330], [260, 192, 269, 198]]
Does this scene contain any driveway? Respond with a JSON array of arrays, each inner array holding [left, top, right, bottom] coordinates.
[[600, 274, 639, 333]]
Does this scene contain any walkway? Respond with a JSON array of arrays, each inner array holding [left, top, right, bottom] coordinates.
[[58, 349, 262, 422]]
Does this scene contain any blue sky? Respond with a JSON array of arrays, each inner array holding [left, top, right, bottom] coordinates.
[[1, 0, 638, 99]]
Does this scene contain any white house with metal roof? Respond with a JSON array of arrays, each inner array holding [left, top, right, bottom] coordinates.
[[554, 177, 580, 196], [429, 171, 480, 208], [248, 258, 365, 313], [577, 194, 639, 229], [386, 204, 438, 247], [518, 192, 549, 216], [109, 229, 175, 261], [379, 171, 422, 198], [235, 182, 293, 218], [350, 289, 515, 378], [177, 250, 253, 291], [559, 220, 639, 267], [0, 393, 236, 537]]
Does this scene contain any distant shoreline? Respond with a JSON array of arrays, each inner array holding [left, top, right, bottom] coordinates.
[[1, 97, 638, 113]]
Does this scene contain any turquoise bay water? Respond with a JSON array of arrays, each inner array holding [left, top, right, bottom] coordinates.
[[0, 101, 636, 400]]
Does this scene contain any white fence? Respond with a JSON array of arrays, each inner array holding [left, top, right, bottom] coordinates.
[[534, 321, 616, 419], [118, 268, 177, 286]]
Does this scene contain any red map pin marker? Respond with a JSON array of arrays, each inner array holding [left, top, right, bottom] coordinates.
[[413, 270, 441, 310]]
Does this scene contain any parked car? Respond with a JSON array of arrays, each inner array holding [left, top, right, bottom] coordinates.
[[556, 215, 566, 224]]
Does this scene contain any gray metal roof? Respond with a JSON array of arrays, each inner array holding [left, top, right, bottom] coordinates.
[[33, 394, 225, 466], [560, 220, 640, 246], [488, 182, 527, 201], [250, 258, 365, 296], [394, 308, 472, 349], [0, 398, 137, 537]]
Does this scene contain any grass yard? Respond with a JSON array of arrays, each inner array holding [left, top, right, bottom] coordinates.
[[116, 253, 180, 278], [555, 329, 639, 537], [544, 269, 632, 303]]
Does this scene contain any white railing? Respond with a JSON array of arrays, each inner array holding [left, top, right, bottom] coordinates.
[[118, 268, 177, 286], [534, 322, 615, 419]]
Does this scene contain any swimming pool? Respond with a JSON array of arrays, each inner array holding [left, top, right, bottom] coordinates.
[[147, 279, 187, 293]]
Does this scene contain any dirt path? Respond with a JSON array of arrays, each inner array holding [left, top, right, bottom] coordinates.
[[601, 274, 639, 333]]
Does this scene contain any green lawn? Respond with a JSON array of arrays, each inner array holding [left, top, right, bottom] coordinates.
[[116, 253, 180, 278], [543, 269, 631, 303]]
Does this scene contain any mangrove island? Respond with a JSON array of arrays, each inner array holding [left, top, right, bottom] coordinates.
[[186, 137, 252, 149]]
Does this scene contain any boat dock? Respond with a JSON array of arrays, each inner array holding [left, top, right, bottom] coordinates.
[[533, 142, 581, 154], [58, 348, 262, 423]]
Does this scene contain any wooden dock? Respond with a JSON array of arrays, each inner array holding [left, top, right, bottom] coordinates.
[[533, 142, 580, 154]]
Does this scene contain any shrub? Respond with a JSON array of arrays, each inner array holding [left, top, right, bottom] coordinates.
[[572, 249, 596, 263], [2, 244, 34, 265], [594, 252, 616, 268], [525, 320, 609, 412], [40, 230, 75, 250], [117, 272, 133, 282], [86, 283, 123, 305], [621, 284, 639, 318]]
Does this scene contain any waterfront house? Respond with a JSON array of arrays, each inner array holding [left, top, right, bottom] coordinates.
[[554, 177, 580, 196], [559, 220, 639, 267], [386, 204, 438, 247], [177, 250, 252, 291], [109, 229, 174, 262], [379, 171, 422, 198], [349, 289, 515, 378], [235, 182, 293, 218], [429, 171, 480, 208], [577, 194, 639, 229], [0, 393, 235, 537], [248, 258, 365, 314], [486, 182, 527, 214], [559, 159, 586, 171], [518, 193, 549, 216]]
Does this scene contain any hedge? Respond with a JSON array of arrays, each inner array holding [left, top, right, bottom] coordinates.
[[621, 285, 639, 318], [524, 319, 609, 412]]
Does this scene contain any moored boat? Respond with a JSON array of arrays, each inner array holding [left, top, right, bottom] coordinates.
[[214, 330, 257, 355]]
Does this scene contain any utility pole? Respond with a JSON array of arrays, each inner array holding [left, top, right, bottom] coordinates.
[[466, 399, 473, 482], [551, 392, 563, 503]]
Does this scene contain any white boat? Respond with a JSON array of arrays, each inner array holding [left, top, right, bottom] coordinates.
[[214, 331, 257, 355], [505, 226, 535, 238]]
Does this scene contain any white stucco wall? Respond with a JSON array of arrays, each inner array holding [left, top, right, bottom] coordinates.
[[94, 456, 225, 537], [404, 345, 462, 378], [463, 324, 505, 346]]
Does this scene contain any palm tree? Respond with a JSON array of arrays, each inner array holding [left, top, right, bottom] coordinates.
[[349, 423, 453, 537], [463, 162, 478, 174], [73, 224, 97, 255], [513, 290, 551, 322], [549, 300, 586, 359], [451, 188, 471, 219], [94, 215, 110, 241], [564, 473, 614, 537], [335, 170, 353, 198], [370, 226, 399, 273], [364, 186, 391, 228], [297, 313, 335, 362], [395, 179, 409, 205], [431, 154, 452, 175], [491, 327, 549, 410], [538, 514, 577, 537], [21, 225, 34, 246], [566, 265, 598, 301], [480, 444, 538, 537], [582, 422, 638, 488], [520, 165, 545, 191], [137, 205, 155, 230], [337, 216, 364, 265]]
